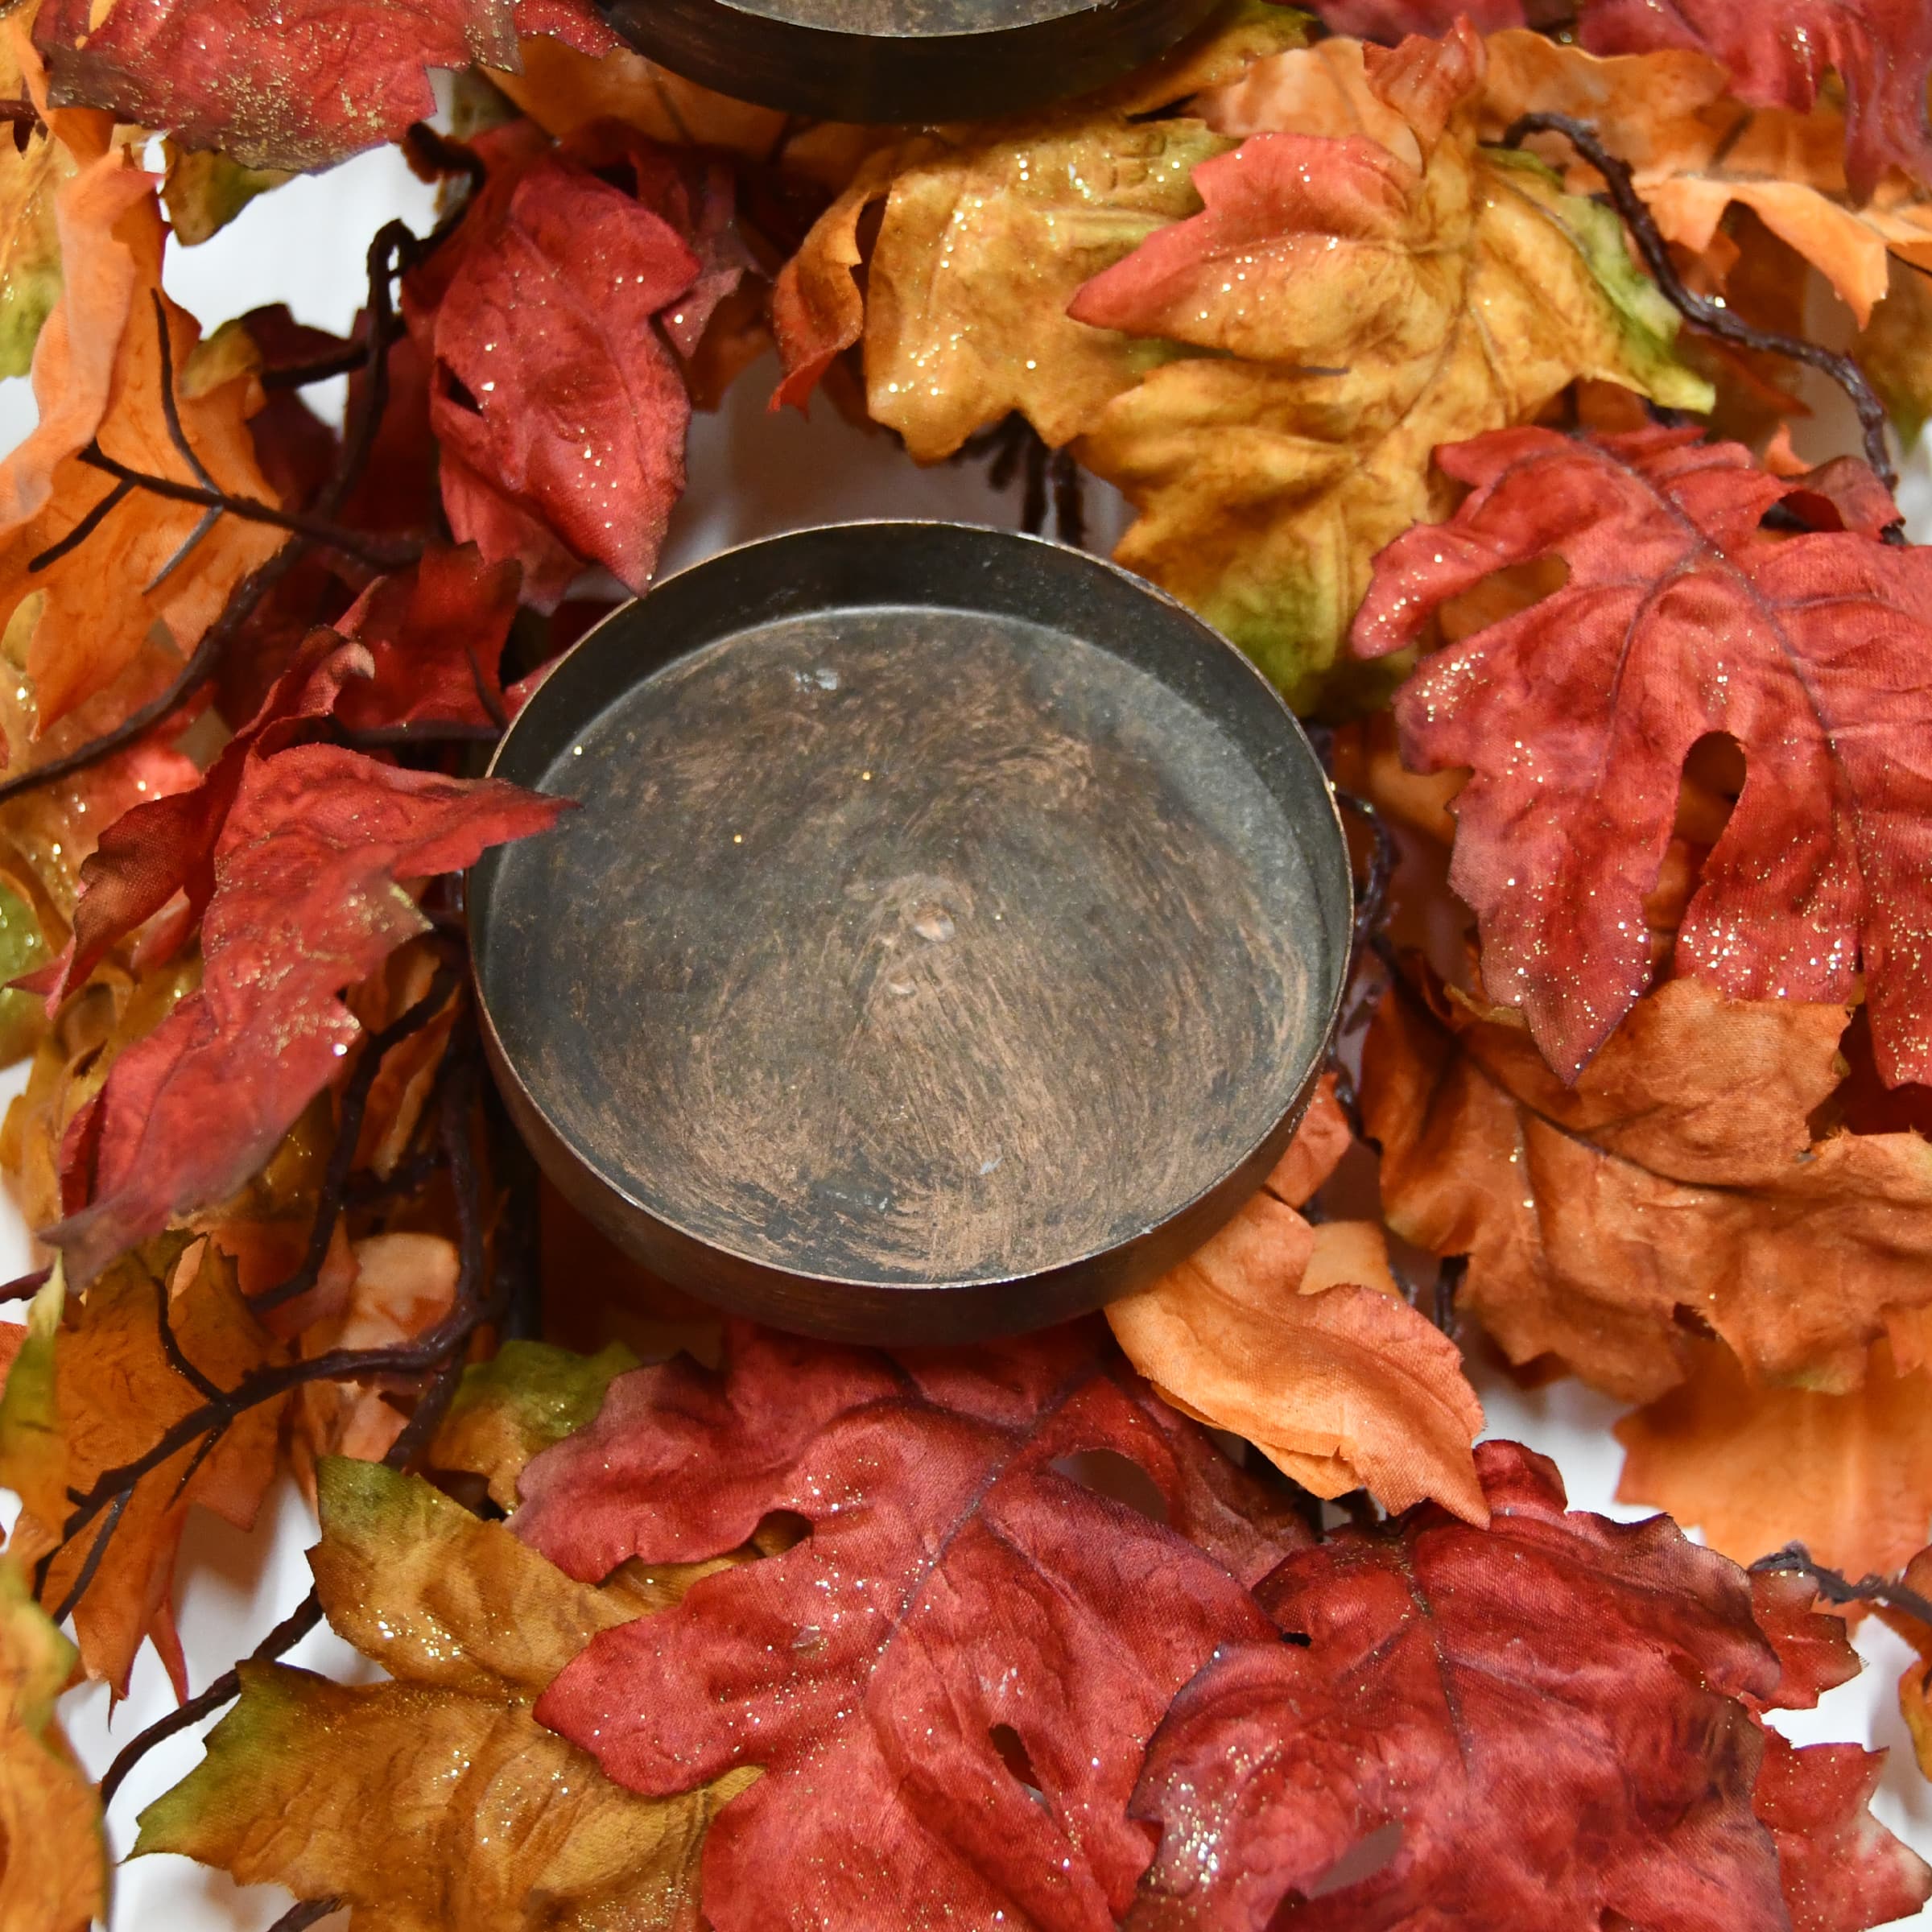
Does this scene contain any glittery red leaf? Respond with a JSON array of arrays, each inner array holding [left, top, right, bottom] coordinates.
[[31, 0, 613, 175], [1577, 0, 1932, 199], [524, 1321, 1307, 1932], [46, 744, 565, 1280], [1352, 427, 1932, 1085], [329, 543, 521, 733], [1128, 1441, 1930, 1932], [411, 151, 704, 605], [26, 630, 369, 1008]]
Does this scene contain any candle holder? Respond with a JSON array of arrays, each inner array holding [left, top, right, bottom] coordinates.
[[472, 522, 1351, 1344], [593, 0, 1221, 122]]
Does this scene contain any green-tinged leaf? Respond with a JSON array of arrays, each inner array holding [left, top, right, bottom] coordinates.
[[137, 1461, 751, 1931], [0, 1258, 64, 1540], [0, 1550, 106, 1932], [433, 1338, 640, 1510], [159, 144, 291, 247], [0, 130, 73, 381]]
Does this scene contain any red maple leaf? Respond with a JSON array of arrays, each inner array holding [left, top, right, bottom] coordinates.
[[47, 743, 565, 1280], [28, 544, 516, 1007], [27, 630, 370, 1008], [33, 0, 617, 174], [525, 1322, 1307, 1932], [328, 543, 521, 733], [1578, 0, 1932, 199], [1351, 426, 1932, 1086], [407, 135, 732, 606], [1128, 1441, 1931, 1931]]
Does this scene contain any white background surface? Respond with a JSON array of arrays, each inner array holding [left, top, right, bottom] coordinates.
[[1, 136, 1930, 1930]]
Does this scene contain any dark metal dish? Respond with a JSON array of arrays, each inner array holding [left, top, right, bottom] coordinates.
[[472, 522, 1351, 1344], [596, 0, 1220, 122]]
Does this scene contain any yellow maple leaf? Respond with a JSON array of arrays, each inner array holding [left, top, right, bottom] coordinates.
[[135, 1455, 750, 1931], [1071, 24, 1709, 708], [0, 1550, 105, 1932], [768, 0, 1311, 416]]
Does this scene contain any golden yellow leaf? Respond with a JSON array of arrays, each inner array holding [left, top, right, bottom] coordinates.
[[136, 1457, 750, 1931], [768, 0, 1310, 418], [1364, 970, 1932, 1402], [0, 1550, 105, 1932], [1070, 24, 1709, 708]]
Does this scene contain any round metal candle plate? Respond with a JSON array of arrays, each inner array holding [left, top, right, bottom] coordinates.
[[472, 523, 1352, 1344], [596, 0, 1220, 122]]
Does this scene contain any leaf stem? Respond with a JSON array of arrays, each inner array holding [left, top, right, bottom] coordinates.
[[1750, 1545, 1932, 1626]]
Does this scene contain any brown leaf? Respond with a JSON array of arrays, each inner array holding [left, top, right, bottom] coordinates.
[[0, 139, 287, 732], [1364, 968, 1932, 1400], [0, 1238, 287, 1695], [1617, 1340, 1932, 1578], [0, 1550, 105, 1932]]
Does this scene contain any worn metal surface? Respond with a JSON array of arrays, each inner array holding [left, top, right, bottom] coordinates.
[[597, 0, 1220, 122], [473, 523, 1350, 1343]]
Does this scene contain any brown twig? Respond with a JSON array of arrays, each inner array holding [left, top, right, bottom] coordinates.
[[1751, 1546, 1932, 1626], [250, 966, 461, 1314], [73, 443, 419, 570], [96, 1587, 324, 1811], [93, 1042, 495, 1815], [1, 217, 427, 812], [1501, 112, 1905, 523]]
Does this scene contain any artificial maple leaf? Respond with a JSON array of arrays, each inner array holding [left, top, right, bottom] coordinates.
[[432, 1336, 640, 1512], [1860, 255, 1932, 438], [1067, 23, 1709, 706], [406, 130, 736, 605], [28, 625, 370, 1007], [1576, 0, 1932, 200], [159, 145, 291, 249], [1129, 1439, 1931, 1932], [1108, 1075, 1486, 1520], [0, 1550, 105, 1932], [45, 743, 566, 1282], [1476, 31, 1932, 329], [135, 1455, 749, 1931], [32, 0, 614, 175], [485, 32, 791, 158], [0, 24, 76, 382], [526, 1322, 1305, 1932], [1616, 1339, 1932, 1579], [1353, 424, 1932, 1084], [0, 135, 287, 731], [1314, 0, 1527, 31], [768, 0, 1308, 418], [1364, 968, 1932, 1400], [1881, 1547, 1932, 1780], [0, 1238, 287, 1695], [295, 1231, 460, 1472], [328, 543, 520, 733]]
